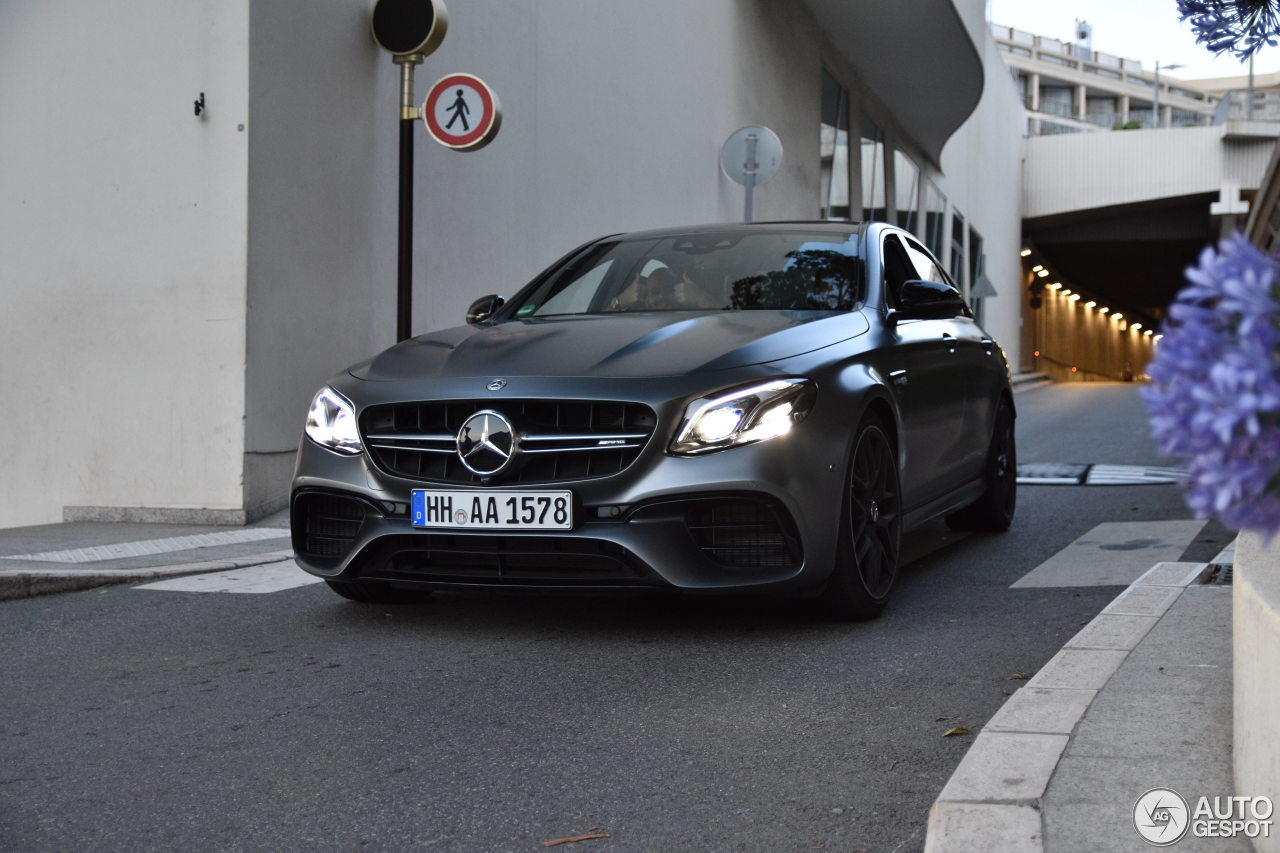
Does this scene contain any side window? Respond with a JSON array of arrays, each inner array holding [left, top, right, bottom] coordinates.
[[903, 239, 947, 284], [881, 235, 915, 309], [532, 260, 614, 316]]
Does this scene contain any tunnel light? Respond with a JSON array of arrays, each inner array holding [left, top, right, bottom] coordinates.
[[1036, 269, 1049, 278], [1061, 289, 1072, 296], [1021, 248, 1032, 257], [1144, 329, 1153, 337], [1085, 301, 1096, 308], [1131, 322, 1143, 330], [1031, 264, 1044, 272], [1112, 313, 1124, 320], [1154, 334, 1164, 341], [1048, 282, 1062, 290], [1069, 293, 1081, 302], [1099, 307, 1110, 314]]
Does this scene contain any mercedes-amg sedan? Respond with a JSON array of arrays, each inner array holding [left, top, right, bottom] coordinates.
[[291, 222, 1015, 620]]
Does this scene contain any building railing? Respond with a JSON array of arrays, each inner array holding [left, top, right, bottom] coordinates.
[[991, 22, 1211, 103]]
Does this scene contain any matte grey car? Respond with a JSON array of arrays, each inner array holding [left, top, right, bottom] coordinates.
[[291, 222, 1015, 619]]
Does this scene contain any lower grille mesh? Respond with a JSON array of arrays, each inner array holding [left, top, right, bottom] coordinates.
[[686, 500, 801, 569], [293, 493, 366, 559]]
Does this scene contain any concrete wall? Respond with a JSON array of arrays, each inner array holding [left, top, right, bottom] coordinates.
[[1234, 530, 1280, 853], [0, 0, 251, 528], [407, 0, 825, 335], [243, 0, 398, 519], [939, 10, 1027, 374], [1025, 123, 1277, 220], [0, 0, 1024, 528]]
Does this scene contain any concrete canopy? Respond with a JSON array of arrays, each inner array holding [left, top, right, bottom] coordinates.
[[801, 0, 984, 168]]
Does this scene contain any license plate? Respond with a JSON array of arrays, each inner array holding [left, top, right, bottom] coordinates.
[[410, 490, 574, 530]]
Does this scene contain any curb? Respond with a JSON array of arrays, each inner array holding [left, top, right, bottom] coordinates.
[[923, 559, 1215, 853], [0, 549, 296, 602], [1011, 373, 1052, 393]]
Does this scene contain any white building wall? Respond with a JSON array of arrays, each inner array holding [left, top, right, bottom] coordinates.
[[408, 0, 825, 335], [0, 0, 251, 528], [243, 0, 398, 517], [939, 13, 1028, 371], [1025, 123, 1277, 219]]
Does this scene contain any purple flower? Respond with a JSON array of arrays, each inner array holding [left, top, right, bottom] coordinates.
[[1178, 0, 1280, 60], [1143, 232, 1280, 539]]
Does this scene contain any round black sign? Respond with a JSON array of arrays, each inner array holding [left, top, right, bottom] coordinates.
[[371, 0, 448, 57]]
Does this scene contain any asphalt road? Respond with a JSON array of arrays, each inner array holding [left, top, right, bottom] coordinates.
[[0, 382, 1229, 852]]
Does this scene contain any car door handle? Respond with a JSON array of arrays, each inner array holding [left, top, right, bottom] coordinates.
[[981, 336, 995, 353], [941, 333, 957, 352]]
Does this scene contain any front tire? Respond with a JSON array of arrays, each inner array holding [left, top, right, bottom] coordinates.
[[819, 417, 903, 622], [945, 398, 1016, 532]]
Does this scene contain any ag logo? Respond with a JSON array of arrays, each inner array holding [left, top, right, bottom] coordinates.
[[1134, 788, 1190, 846]]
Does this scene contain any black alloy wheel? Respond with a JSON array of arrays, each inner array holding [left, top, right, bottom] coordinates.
[[820, 417, 903, 621], [945, 398, 1017, 532]]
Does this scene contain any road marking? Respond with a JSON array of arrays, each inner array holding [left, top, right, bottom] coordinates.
[[134, 561, 323, 594], [1011, 520, 1207, 588], [1016, 464, 1186, 486], [1085, 465, 1186, 485], [4, 528, 291, 564]]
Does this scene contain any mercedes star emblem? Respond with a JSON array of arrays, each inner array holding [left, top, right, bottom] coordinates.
[[457, 410, 517, 476], [487, 378, 507, 391]]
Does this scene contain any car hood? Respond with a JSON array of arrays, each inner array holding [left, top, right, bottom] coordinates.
[[350, 310, 871, 381]]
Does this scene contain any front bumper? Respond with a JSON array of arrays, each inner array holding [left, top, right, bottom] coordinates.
[[289, 381, 858, 594]]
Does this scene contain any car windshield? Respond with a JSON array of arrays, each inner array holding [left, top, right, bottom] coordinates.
[[508, 230, 863, 317]]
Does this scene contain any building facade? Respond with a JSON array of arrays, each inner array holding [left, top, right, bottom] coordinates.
[[991, 22, 1219, 136], [0, 0, 1024, 529]]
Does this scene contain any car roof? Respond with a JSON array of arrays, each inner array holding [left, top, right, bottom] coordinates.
[[611, 221, 869, 243]]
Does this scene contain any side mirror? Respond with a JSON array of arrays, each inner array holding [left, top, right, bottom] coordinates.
[[895, 279, 965, 320], [466, 294, 505, 325]]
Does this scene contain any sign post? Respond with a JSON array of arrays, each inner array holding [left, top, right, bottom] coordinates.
[[371, 0, 448, 342], [719, 126, 783, 222]]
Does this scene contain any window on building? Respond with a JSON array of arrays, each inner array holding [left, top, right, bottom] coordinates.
[[820, 68, 851, 220], [895, 150, 920, 234], [923, 180, 946, 257], [861, 114, 886, 222], [968, 226, 992, 324], [950, 209, 966, 287]]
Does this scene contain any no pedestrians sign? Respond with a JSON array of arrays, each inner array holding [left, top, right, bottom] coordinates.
[[423, 73, 501, 151]]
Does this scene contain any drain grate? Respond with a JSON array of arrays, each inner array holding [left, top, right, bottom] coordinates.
[[1203, 563, 1234, 585]]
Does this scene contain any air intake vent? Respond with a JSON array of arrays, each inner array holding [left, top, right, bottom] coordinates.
[[686, 499, 802, 569], [292, 493, 367, 559]]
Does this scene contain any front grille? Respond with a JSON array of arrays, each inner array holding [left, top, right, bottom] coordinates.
[[361, 399, 657, 485], [293, 492, 367, 559], [376, 534, 644, 583], [687, 499, 802, 569]]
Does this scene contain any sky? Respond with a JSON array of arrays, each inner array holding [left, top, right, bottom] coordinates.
[[988, 0, 1280, 81]]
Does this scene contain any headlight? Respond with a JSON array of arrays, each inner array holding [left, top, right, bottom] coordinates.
[[670, 379, 816, 456], [305, 386, 363, 456]]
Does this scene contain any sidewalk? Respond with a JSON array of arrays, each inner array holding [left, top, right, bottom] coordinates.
[[926, 543, 1243, 852], [0, 509, 293, 601]]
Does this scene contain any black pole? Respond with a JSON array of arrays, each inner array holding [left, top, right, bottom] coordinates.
[[397, 117, 414, 342]]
